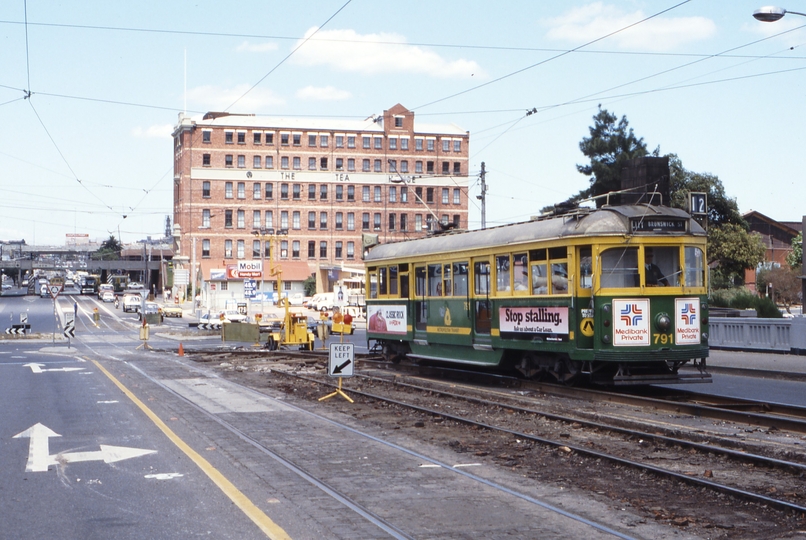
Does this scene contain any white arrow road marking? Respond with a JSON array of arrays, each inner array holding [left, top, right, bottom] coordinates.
[[13, 423, 61, 472], [23, 363, 85, 374], [145, 472, 184, 480], [13, 423, 156, 472]]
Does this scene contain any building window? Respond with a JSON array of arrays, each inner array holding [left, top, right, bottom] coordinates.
[[253, 210, 261, 228], [202, 239, 210, 257], [202, 131, 211, 143], [308, 241, 316, 258], [425, 187, 433, 203], [237, 240, 245, 258], [225, 155, 233, 167], [281, 211, 288, 229], [335, 157, 343, 170], [320, 157, 328, 170], [280, 183, 288, 199], [253, 183, 261, 199], [281, 133, 289, 145], [347, 158, 355, 171], [415, 161, 423, 173], [427, 161, 434, 174], [453, 214, 460, 227], [362, 186, 370, 202], [347, 185, 355, 201], [415, 139, 423, 151], [415, 214, 422, 231], [453, 188, 460, 204], [442, 139, 450, 152], [335, 212, 343, 230], [265, 210, 273, 229], [454, 140, 461, 152], [252, 240, 260, 258], [280, 240, 288, 258], [319, 241, 328, 258], [253, 155, 261, 168], [225, 131, 233, 144], [224, 240, 233, 258], [265, 133, 274, 145], [374, 159, 382, 172], [442, 162, 449, 175], [320, 185, 328, 200], [202, 181, 211, 198], [401, 138, 409, 150], [374, 213, 381, 230], [319, 212, 327, 229], [293, 211, 300, 230], [237, 210, 245, 228], [336, 185, 343, 200], [292, 240, 300, 258], [265, 156, 274, 169], [389, 138, 397, 150], [293, 157, 301, 170], [335, 241, 343, 259], [308, 134, 317, 147], [347, 136, 356, 148], [362, 213, 370, 230], [202, 154, 211, 166], [225, 182, 233, 198], [389, 159, 397, 172], [347, 241, 354, 259], [395, 117, 403, 127], [264, 240, 271, 257], [389, 186, 397, 203], [293, 134, 301, 146], [362, 159, 370, 172], [293, 184, 301, 200], [401, 160, 409, 173], [202, 209, 211, 228], [347, 212, 355, 231], [374, 186, 381, 202], [237, 182, 245, 199], [320, 134, 328, 147], [308, 211, 316, 229], [400, 214, 408, 231], [401, 187, 408, 202], [363, 136, 370, 149], [308, 157, 316, 170], [442, 188, 449, 204], [389, 213, 396, 231], [265, 183, 273, 199], [336, 135, 344, 148], [427, 139, 435, 151], [237, 132, 246, 144], [253, 132, 262, 145], [281, 156, 289, 169], [374, 136, 383, 149]]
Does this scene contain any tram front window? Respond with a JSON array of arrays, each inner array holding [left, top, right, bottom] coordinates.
[[684, 247, 705, 287], [600, 247, 639, 288], [644, 247, 679, 287]]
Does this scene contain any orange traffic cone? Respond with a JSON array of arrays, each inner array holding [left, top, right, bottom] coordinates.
[[178, 343, 184, 357]]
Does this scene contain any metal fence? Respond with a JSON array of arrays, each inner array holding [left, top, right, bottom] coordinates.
[[709, 317, 806, 354]]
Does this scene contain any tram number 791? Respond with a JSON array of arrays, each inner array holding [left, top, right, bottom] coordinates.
[[653, 333, 674, 345]]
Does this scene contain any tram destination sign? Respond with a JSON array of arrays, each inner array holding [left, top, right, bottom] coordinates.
[[630, 218, 687, 233]]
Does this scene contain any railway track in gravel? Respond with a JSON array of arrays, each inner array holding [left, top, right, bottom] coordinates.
[[264, 364, 806, 517]]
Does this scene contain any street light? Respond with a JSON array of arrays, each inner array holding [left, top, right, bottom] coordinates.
[[753, 6, 806, 22]]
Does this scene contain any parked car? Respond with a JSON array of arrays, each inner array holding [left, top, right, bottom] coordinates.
[[101, 291, 115, 302]]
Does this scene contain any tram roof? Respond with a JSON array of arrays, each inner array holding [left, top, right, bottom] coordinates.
[[365, 205, 704, 262]]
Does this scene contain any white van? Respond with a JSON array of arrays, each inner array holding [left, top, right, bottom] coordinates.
[[310, 292, 336, 312]]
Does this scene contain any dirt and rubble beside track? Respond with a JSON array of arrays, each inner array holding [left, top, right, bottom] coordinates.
[[193, 352, 806, 539]]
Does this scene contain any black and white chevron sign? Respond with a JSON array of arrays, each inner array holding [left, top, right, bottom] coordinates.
[[5, 324, 29, 335], [64, 320, 76, 338], [197, 322, 222, 331]]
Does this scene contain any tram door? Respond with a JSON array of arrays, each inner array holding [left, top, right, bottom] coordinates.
[[413, 266, 428, 339], [471, 258, 492, 348], [576, 246, 594, 350]]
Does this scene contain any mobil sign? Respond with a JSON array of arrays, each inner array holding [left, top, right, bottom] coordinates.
[[227, 260, 263, 280]]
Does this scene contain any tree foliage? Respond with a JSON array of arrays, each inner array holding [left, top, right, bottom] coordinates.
[[757, 265, 802, 313], [92, 235, 122, 261], [707, 223, 766, 284], [787, 232, 802, 270], [575, 105, 655, 206], [668, 154, 745, 228]]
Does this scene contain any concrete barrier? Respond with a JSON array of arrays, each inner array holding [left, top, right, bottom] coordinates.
[[221, 322, 260, 343], [709, 317, 793, 352]]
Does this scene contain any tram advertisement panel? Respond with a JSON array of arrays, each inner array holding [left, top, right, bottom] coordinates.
[[612, 299, 650, 346], [498, 306, 569, 341], [675, 298, 701, 345], [367, 305, 407, 334]]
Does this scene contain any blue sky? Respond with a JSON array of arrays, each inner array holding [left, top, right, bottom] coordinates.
[[1, 0, 804, 245]]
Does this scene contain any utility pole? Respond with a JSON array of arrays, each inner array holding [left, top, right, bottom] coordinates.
[[476, 162, 487, 229]]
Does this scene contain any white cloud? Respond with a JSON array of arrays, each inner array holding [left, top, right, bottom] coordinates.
[[236, 41, 279, 53], [295, 85, 351, 101], [131, 124, 173, 138], [185, 84, 285, 112], [291, 27, 483, 79], [544, 2, 716, 51]]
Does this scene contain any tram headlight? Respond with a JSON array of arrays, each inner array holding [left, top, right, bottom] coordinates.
[[655, 313, 671, 332], [702, 332, 708, 342]]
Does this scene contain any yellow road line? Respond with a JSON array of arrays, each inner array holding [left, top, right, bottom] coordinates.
[[90, 359, 291, 540]]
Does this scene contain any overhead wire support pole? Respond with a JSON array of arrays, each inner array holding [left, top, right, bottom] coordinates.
[[477, 162, 487, 230]]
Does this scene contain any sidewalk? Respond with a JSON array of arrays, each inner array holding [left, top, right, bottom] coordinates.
[[707, 348, 806, 375]]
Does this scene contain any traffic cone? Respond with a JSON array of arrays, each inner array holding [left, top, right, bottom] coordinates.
[[178, 343, 184, 357]]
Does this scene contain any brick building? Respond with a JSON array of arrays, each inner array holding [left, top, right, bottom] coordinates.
[[742, 210, 802, 293], [172, 104, 470, 306]]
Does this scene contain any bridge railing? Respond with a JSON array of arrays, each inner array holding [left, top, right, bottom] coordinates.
[[709, 317, 806, 354]]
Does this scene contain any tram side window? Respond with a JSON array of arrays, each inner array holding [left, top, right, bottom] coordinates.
[[428, 264, 442, 296], [551, 262, 568, 293], [389, 265, 399, 295], [600, 247, 639, 288], [474, 261, 490, 295], [684, 247, 705, 287], [579, 247, 592, 289], [368, 269, 378, 299], [531, 262, 548, 295], [379, 267, 387, 295], [453, 262, 468, 296], [644, 247, 679, 287], [415, 266, 426, 297], [513, 253, 528, 291], [496, 255, 510, 292], [400, 272, 410, 298], [443, 264, 452, 296]]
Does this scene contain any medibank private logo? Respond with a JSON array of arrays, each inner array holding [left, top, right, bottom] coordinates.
[[613, 299, 650, 346], [237, 261, 263, 272]]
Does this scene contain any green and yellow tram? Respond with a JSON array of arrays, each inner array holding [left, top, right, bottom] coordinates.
[[364, 204, 710, 386]]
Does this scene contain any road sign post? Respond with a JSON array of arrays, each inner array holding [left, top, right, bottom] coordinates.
[[319, 343, 355, 403]]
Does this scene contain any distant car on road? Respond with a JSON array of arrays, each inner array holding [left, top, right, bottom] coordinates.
[[162, 305, 183, 318], [122, 293, 143, 313], [199, 310, 247, 323], [101, 291, 115, 302], [128, 282, 144, 290]]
